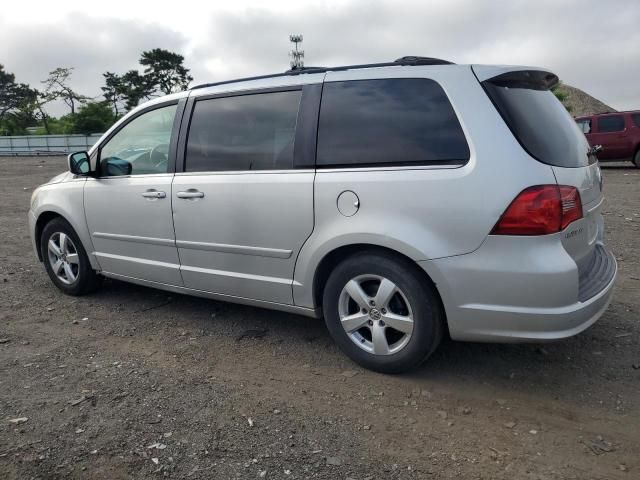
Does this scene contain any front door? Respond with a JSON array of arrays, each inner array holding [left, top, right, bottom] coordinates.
[[85, 102, 183, 285], [172, 87, 316, 304]]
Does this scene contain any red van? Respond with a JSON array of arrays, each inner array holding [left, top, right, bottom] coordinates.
[[575, 111, 640, 167]]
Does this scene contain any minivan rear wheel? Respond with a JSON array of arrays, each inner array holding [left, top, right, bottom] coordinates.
[[41, 217, 102, 296], [633, 148, 640, 168], [322, 251, 443, 373]]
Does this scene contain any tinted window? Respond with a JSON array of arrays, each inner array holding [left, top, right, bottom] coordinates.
[[483, 71, 590, 168], [186, 90, 301, 172], [316, 79, 469, 167], [598, 115, 625, 133], [632, 113, 640, 128], [100, 104, 177, 176]]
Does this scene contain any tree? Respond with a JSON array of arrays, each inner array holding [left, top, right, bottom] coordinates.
[[30, 85, 59, 134], [42, 67, 91, 115], [0, 83, 51, 135], [101, 72, 125, 116], [101, 70, 154, 113], [0, 65, 35, 122], [0, 65, 19, 120], [140, 48, 193, 95], [120, 70, 154, 110], [72, 101, 116, 134], [101, 49, 192, 114]]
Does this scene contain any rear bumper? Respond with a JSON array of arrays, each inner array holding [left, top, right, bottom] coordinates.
[[420, 236, 617, 342]]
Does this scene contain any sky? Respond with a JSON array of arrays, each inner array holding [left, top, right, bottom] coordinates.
[[1, 0, 639, 116]]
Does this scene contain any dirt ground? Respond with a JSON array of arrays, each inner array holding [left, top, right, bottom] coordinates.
[[0, 156, 638, 480]]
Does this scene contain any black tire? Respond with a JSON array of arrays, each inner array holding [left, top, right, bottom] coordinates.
[[322, 250, 443, 374], [633, 148, 640, 168], [40, 217, 103, 296]]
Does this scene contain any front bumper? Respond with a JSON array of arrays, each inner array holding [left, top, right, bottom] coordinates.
[[28, 210, 39, 260], [420, 236, 617, 342]]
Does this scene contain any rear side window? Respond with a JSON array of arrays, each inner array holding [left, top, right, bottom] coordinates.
[[482, 71, 591, 168], [576, 118, 592, 134], [186, 90, 301, 172], [597, 115, 625, 133], [632, 113, 640, 128], [316, 79, 469, 168]]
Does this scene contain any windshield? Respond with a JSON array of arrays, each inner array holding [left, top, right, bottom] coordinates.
[[482, 71, 592, 168]]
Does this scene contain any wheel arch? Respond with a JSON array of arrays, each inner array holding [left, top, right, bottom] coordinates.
[[33, 207, 100, 270], [310, 243, 447, 331], [34, 211, 65, 261], [633, 143, 640, 167]]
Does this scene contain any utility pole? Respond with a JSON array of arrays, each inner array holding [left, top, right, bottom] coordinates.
[[289, 34, 304, 69]]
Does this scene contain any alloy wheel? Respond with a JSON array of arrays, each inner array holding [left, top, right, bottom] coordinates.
[[47, 232, 79, 285], [337, 274, 414, 355]]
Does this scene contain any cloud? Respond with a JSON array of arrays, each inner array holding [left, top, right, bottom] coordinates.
[[0, 13, 190, 116], [1, 0, 639, 115], [192, 0, 640, 110]]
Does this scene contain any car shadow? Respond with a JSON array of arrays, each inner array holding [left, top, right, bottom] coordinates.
[[599, 163, 637, 170], [91, 277, 619, 400]]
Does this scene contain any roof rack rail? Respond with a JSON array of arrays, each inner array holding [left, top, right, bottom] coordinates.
[[191, 56, 454, 90], [394, 56, 453, 65]]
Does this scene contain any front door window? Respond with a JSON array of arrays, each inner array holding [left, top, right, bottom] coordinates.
[[99, 104, 177, 176]]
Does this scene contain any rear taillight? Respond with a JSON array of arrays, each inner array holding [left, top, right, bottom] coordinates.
[[491, 185, 583, 235]]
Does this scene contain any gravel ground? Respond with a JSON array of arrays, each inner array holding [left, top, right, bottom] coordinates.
[[0, 156, 638, 480]]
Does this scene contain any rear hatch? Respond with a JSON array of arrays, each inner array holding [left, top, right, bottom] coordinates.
[[474, 66, 608, 294]]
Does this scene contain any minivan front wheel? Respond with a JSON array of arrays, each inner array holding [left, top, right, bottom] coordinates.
[[323, 252, 443, 373], [633, 148, 640, 168], [41, 218, 102, 296]]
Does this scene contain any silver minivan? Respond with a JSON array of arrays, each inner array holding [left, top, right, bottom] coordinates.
[[29, 57, 617, 372]]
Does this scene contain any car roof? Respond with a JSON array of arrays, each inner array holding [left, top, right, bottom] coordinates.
[[576, 110, 640, 119], [189, 56, 454, 91]]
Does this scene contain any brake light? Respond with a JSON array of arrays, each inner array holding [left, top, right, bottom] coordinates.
[[491, 185, 583, 235]]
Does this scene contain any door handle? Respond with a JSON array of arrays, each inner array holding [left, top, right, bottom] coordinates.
[[142, 190, 166, 199], [176, 190, 205, 199]]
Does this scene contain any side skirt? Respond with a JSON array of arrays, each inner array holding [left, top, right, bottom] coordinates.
[[100, 271, 322, 319]]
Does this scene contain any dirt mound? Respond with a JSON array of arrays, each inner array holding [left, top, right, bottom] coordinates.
[[557, 84, 616, 117]]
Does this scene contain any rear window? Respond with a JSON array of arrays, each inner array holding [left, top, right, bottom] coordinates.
[[597, 115, 625, 133], [482, 71, 591, 168], [316, 79, 469, 168]]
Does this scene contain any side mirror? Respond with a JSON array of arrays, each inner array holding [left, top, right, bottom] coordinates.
[[68, 151, 91, 175], [99, 157, 132, 177]]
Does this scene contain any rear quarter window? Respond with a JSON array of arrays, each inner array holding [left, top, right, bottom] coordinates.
[[482, 71, 591, 168], [576, 118, 592, 134], [632, 113, 640, 128], [597, 115, 625, 133], [316, 78, 469, 168]]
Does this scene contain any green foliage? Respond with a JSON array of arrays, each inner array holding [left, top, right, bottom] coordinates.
[[99, 48, 192, 114], [71, 101, 117, 134], [101, 72, 124, 116], [552, 83, 573, 113], [140, 48, 193, 95], [120, 70, 155, 110], [1, 48, 192, 136], [0, 111, 38, 135], [0, 64, 39, 134]]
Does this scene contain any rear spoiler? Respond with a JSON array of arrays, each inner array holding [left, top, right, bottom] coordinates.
[[472, 65, 559, 90]]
